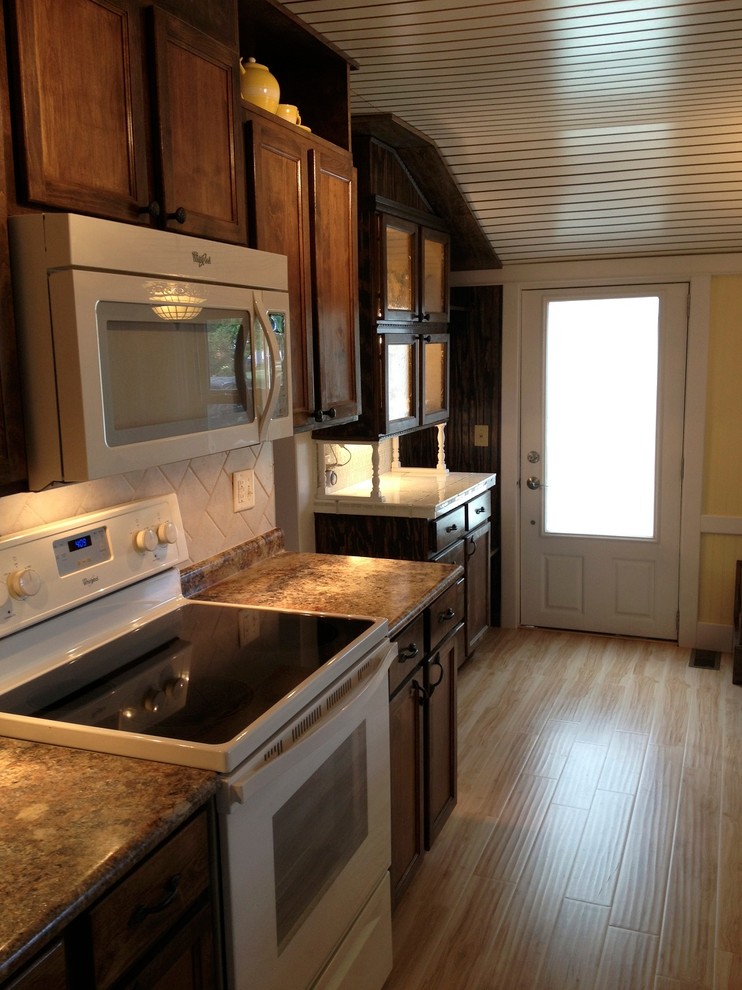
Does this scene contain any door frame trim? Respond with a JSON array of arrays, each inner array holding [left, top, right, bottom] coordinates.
[[462, 258, 714, 647]]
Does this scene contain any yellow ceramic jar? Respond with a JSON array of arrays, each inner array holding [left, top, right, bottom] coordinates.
[[240, 57, 280, 113]]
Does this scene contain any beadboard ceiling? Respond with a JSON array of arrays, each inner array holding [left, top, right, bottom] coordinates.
[[282, 0, 742, 267]]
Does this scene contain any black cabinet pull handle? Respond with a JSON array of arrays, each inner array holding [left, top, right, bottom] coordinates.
[[167, 207, 187, 224], [399, 643, 419, 662], [129, 873, 182, 926], [139, 200, 161, 219], [412, 678, 429, 706], [314, 407, 337, 422], [445, 523, 458, 533], [438, 606, 455, 623], [417, 312, 431, 322], [476, 505, 486, 514], [467, 535, 477, 558], [428, 658, 444, 693]]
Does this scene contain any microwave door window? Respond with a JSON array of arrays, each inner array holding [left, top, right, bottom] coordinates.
[[96, 302, 256, 445]]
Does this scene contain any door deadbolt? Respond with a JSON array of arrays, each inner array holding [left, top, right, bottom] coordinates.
[[527, 450, 540, 463]]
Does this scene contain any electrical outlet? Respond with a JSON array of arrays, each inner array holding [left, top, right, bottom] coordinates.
[[238, 609, 260, 647], [474, 424, 489, 447], [232, 470, 255, 511]]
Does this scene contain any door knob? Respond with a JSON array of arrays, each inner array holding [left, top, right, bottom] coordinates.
[[526, 476, 542, 490]]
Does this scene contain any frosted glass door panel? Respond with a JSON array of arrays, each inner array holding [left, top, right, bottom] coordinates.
[[422, 235, 446, 318], [385, 222, 415, 314], [545, 297, 659, 538], [385, 336, 418, 430], [422, 337, 448, 422]]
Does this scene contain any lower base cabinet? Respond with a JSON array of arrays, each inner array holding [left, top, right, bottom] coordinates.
[[389, 579, 463, 906], [2, 805, 220, 990]]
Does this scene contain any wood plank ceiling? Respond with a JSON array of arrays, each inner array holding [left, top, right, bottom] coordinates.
[[282, 0, 742, 267]]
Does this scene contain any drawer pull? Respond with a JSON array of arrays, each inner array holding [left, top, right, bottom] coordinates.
[[475, 505, 486, 514], [129, 873, 182, 926], [445, 524, 458, 533], [428, 658, 445, 693], [438, 606, 456, 624], [399, 643, 420, 662]]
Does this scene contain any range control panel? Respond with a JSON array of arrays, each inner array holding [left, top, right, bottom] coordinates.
[[0, 495, 187, 639]]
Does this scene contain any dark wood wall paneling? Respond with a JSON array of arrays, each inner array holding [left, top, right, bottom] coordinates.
[[400, 284, 502, 623]]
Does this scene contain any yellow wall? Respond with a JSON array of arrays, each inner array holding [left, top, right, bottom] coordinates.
[[699, 276, 742, 625]]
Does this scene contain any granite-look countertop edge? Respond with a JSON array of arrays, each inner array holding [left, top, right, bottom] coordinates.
[[0, 738, 217, 982], [191, 550, 463, 638]]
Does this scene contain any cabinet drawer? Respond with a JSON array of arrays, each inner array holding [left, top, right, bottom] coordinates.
[[389, 613, 426, 696], [467, 492, 491, 529], [89, 811, 210, 989], [428, 578, 465, 653], [433, 506, 466, 552]]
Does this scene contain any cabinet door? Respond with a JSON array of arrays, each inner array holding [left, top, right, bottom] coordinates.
[[381, 215, 418, 323], [309, 146, 361, 425], [389, 677, 424, 907], [381, 333, 419, 434], [150, 9, 246, 244], [421, 227, 450, 324], [425, 630, 460, 847], [420, 333, 449, 426], [9, 0, 149, 221], [466, 520, 491, 659], [116, 903, 215, 990], [246, 116, 315, 428]]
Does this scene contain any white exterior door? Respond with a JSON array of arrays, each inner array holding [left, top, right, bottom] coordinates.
[[520, 283, 688, 639]]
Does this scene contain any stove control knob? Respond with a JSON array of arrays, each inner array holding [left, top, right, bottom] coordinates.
[[134, 527, 158, 553], [144, 688, 166, 713], [8, 567, 41, 600], [157, 521, 178, 546]]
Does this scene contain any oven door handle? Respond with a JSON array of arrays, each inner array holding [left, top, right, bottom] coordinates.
[[223, 642, 395, 810]]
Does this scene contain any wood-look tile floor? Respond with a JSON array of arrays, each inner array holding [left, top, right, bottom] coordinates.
[[383, 626, 742, 990]]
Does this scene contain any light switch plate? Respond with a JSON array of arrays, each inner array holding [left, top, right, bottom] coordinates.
[[232, 470, 255, 511], [474, 425, 489, 447]]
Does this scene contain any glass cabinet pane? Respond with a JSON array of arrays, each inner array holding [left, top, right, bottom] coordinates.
[[387, 340, 416, 422], [385, 221, 415, 314], [422, 336, 449, 424], [422, 235, 447, 318]]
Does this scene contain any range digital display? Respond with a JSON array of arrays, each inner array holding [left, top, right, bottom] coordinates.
[[68, 534, 93, 553]]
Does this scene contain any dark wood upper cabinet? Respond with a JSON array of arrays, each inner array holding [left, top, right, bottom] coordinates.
[[245, 107, 360, 431], [9, 0, 150, 223], [149, 7, 246, 242], [8, 0, 246, 244]]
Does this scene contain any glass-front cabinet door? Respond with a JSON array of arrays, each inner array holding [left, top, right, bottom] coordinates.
[[382, 333, 420, 433], [421, 333, 449, 425], [381, 216, 418, 322], [421, 228, 449, 324]]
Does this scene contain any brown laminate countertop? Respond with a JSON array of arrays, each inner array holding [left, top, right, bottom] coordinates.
[[0, 737, 216, 982], [189, 549, 463, 636]]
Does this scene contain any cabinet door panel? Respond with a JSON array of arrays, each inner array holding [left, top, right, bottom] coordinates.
[[421, 227, 450, 323], [247, 118, 315, 426], [11, 0, 149, 220], [421, 333, 449, 425], [466, 521, 491, 658], [382, 334, 419, 433], [389, 678, 424, 906], [4, 940, 67, 989], [425, 631, 459, 847], [310, 146, 360, 423], [151, 9, 246, 243]]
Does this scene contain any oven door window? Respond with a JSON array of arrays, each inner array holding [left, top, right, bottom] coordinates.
[[97, 300, 255, 445], [273, 722, 368, 953]]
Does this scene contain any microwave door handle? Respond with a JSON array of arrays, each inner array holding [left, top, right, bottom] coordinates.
[[253, 291, 280, 441]]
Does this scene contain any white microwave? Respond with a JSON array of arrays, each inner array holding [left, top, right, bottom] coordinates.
[[9, 213, 293, 490]]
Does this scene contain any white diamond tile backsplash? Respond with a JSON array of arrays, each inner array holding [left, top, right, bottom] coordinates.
[[0, 444, 276, 565]]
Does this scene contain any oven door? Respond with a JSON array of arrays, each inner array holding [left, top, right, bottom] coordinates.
[[218, 642, 394, 990]]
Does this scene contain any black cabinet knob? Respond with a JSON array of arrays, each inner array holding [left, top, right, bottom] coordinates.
[[167, 207, 187, 224], [314, 407, 337, 422], [139, 200, 161, 219]]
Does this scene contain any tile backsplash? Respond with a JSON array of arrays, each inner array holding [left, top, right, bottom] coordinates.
[[0, 444, 275, 566]]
